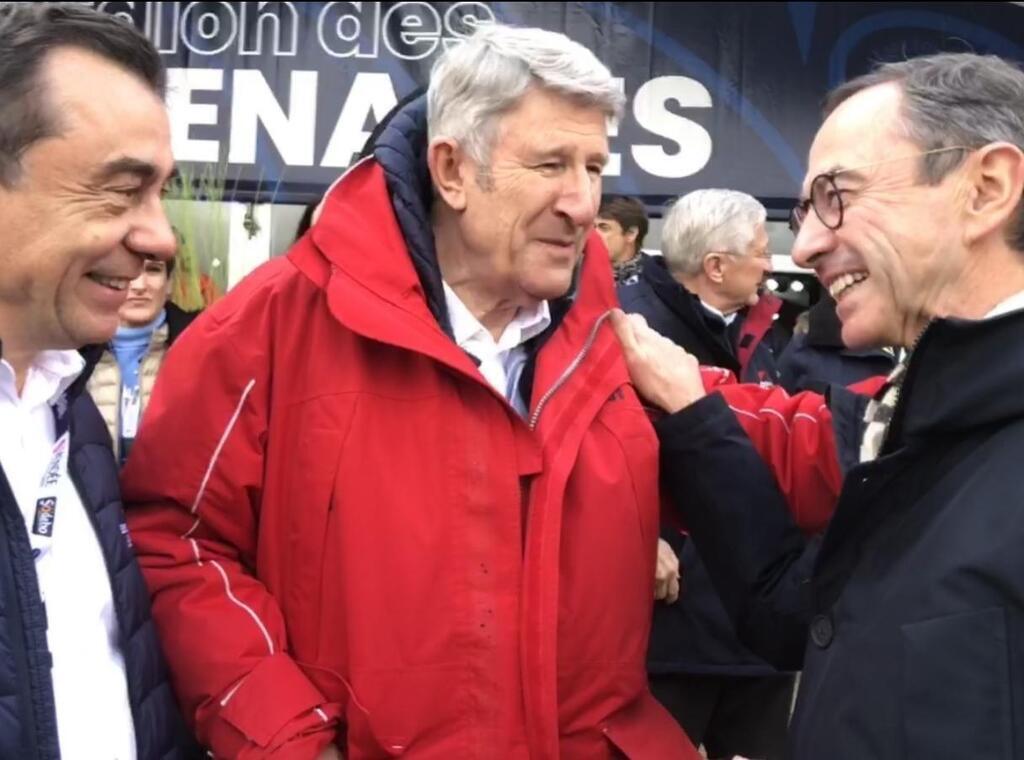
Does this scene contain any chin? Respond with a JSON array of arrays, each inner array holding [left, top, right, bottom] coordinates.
[[76, 317, 121, 347], [121, 311, 155, 327], [528, 281, 573, 302], [524, 271, 575, 301], [839, 321, 887, 352]]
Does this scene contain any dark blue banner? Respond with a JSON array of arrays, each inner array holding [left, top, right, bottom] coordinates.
[[91, 2, 1024, 206]]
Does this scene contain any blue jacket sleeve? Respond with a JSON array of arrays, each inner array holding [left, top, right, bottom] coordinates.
[[654, 393, 820, 670]]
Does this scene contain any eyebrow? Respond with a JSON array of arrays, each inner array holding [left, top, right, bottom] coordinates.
[[532, 147, 609, 165], [828, 165, 868, 183], [94, 157, 162, 184]]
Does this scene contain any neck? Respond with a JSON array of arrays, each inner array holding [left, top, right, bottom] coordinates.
[[612, 249, 640, 267], [907, 243, 1024, 345], [448, 282, 521, 341], [0, 315, 37, 394], [1, 342, 35, 395], [677, 273, 740, 316], [955, 245, 1024, 318], [117, 309, 166, 339], [434, 212, 529, 341]]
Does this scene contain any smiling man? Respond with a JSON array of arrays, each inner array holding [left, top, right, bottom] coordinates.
[[0, 4, 191, 759], [121, 22, 699, 760], [614, 52, 1024, 759]]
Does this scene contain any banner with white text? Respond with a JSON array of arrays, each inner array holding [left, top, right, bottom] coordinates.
[[90, 2, 1024, 206]]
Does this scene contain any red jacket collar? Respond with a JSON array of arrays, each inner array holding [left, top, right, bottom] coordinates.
[[293, 159, 620, 369]]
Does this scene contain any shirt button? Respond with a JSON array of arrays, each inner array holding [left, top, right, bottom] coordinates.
[[810, 614, 834, 648]]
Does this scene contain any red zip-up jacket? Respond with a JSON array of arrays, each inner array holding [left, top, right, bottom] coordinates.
[[121, 161, 699, 760], [698, 368, 887, 534]]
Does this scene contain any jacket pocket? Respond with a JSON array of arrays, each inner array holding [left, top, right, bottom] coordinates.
[[299, 662, 407, 759], [901, 606, 1013, 759], [602, 693, 700, 759]]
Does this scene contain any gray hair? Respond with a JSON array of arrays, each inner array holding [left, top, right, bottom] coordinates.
[[826, 52, 1024, 250], [661, 189, 767, 277], [427, 23, 624, 170]]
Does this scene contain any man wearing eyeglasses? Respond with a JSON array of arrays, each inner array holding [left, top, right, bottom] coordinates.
[[618, 188, 793, 760], [612, 52, 1024, 760]]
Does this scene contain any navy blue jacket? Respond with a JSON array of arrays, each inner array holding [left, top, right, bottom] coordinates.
[[657, 310, 1024, 759], [618, 254, 784, 676], [618, 254, 783, 385], [0, 346, 194, 759], [778, 295, 894, 393]]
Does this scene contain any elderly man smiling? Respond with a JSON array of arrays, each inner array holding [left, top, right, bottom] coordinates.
[[122, 22, 700, 760], [615, 52, 1024, 760]]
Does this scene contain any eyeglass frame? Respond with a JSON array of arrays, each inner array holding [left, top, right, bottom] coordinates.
[[713, 249, 773, 263], [789, 145, 972, 235]]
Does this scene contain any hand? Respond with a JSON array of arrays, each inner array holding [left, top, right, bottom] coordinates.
[[316, 745, 344, 760], [654, 538, 680, 604], [610, 309, 706, 413]]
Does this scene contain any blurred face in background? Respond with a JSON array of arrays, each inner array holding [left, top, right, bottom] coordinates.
[[714, 221, 772, 313], [595, 216, 639, 264], [119, 257, 171, 327]]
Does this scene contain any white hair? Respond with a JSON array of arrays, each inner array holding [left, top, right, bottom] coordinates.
[[661, 189, 767, 277], [427, 23, 624, 167]]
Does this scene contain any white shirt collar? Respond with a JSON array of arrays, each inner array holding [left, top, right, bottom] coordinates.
[[443, 282, 551, 353], [0, 350, 84, 406], [699, 299, 738, 326], [985, 289, 1024, 319]]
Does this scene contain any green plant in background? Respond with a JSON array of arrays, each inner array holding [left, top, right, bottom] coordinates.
[[162, 162, 231, 311]]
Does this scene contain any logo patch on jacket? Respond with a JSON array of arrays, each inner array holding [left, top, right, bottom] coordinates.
[[32, 498, 57, 537]]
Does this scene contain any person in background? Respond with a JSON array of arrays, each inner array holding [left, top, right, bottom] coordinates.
[[619, 189, 783, 385], [618, 188, 792, 760], [596, 194, 650, 284], [88, 254, 199, 465], [778, 292, 895, 393]]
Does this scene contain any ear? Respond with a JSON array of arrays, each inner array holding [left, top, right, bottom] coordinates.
[[963, 142, 1024, 248], [702, 252, 726, 284], [427, 137, 470, 212], [624, 226, 639, 247]]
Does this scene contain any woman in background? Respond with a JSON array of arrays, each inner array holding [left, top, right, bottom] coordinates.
[[88, 255, 198, 465]]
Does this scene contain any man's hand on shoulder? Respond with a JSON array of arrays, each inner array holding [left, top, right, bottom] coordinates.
[[610, 309, 706, 413]]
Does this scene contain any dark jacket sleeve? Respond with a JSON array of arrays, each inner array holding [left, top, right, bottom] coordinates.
[[655, 393, 820, 670]]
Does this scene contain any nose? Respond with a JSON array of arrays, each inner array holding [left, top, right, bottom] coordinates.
[[554, 166, 599, 229], [128, 272, 148, 293], [125, 192, 177, 263], [790, 210, 837, 270]]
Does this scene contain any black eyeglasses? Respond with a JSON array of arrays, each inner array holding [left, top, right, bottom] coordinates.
[[789, 146, 971, 235]]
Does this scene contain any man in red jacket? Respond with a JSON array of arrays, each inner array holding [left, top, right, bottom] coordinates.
[[121, 22, 699, 760]]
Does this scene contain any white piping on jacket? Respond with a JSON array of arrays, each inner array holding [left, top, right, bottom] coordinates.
[[219, 676, 247, 707], [178, 378, 276, 657], [727, 404, 828, 435], [210, 559, 276, 655], [189, 378, 257, 516]]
